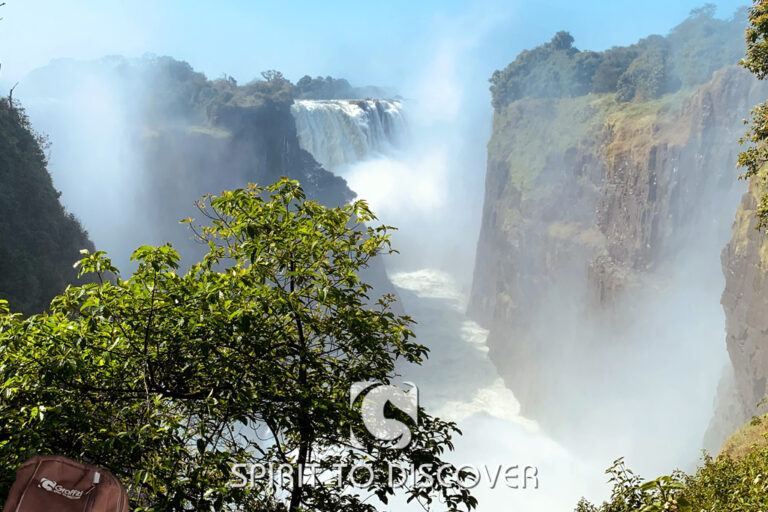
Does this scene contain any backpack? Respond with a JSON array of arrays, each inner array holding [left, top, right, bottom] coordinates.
[[2, 455, 129, 512]]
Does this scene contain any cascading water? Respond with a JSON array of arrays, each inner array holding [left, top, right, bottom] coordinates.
[[291, 99, 406, 170], [294, 99, 599, 511]]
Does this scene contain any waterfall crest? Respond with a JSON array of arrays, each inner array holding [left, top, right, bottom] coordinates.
[[291, 99, 406, 170]]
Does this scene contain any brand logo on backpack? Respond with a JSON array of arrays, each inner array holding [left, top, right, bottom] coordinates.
[[38, 478, 83, 500]]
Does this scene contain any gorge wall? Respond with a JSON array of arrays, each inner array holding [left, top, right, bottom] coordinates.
[[470, 8, 768, 455], [709, 178, 768, 447], [0, 100, 93, 314]]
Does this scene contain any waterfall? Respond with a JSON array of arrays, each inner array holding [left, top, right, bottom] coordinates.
[[291, 92, 595, 511], [290, 99, 406, 170]]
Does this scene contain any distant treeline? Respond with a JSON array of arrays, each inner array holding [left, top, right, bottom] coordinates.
[[293, 74, 395, 100], [490, 4, 747, 109], [125, 60, 395, 121]]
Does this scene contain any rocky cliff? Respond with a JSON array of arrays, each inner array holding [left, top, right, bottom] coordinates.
[[470, 61, 768, 445], [0, 100, 94, 314], [708, 178, 768, 447]]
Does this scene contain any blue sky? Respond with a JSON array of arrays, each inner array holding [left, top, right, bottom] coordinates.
[[0, 0, 749, 93]]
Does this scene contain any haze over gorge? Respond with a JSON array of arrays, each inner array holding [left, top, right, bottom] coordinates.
[[3, 1, 768, 511]]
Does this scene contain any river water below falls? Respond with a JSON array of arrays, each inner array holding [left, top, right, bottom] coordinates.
[[387, 268, 601, 511]]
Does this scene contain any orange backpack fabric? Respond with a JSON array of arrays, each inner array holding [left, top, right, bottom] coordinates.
[[2, 455, 129, 512]]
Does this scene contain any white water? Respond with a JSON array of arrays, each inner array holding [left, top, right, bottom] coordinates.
[[385, 269, 603, 511], [291, 99, 406, 171]]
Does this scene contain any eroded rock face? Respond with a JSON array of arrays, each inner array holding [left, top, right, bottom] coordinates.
[[707, 180, 768, 449], [470, 66, 768, 442]]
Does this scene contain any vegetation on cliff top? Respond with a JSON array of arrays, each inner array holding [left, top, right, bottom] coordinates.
[[490, 4, 746, 110], [294, 74, 395, 100], [0, 99, 93, 315], [576, 442, 768, 512], [115, 58, 394, 122], [738, 0, 768, 231], [21, 56, 393, 128]]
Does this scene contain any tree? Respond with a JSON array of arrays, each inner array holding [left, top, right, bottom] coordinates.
[[615, 39, 668, 102], [293, 75, 355, 100], [261, 69, 286, 83], [488, 31, 581, 108], [739, 0, 768, 229], [573, 458, 692, 512], [551, 30, 575, 51], [689, 3, 716, 19], [0, 178, 477, 511]]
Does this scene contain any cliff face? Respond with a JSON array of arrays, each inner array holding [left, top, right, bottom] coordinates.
[[709, 179, 768, 446], [0, 101, 94, 314], [137, 90, 354, 261], [470, 66, 767, 440]]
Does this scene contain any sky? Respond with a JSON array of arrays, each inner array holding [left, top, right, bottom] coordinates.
[[0, 0, 749, 95]]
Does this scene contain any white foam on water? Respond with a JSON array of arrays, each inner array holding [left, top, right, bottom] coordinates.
[[391, 268, 465, 306], [384, 266, 603, 511]]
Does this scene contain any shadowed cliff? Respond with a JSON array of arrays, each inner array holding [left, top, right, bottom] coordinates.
[[0, 99, 94, 314]]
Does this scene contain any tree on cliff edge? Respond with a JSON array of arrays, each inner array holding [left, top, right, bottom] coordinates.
[[738, 0, 768, 228]]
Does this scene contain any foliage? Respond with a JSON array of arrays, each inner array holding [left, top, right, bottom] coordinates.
[[261, 69, 286, 82], [615, 37, 671, 102], [738, 0, 768, 230], [140, 58, 295, 120], [681, 448, 768, 510], [489, 31, 583, 109], [294, 75, 354, 99], [294, 75, 394, 100], [490, 5, 746, 110], [590, 46, 639, 94], [575, 443, 768, 512], [0, 179, 477, 512], [138, 58, 392, 121], [574, 458, 691, 512], [0, 99, 93, 315], [666, 5, 748, 88]]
